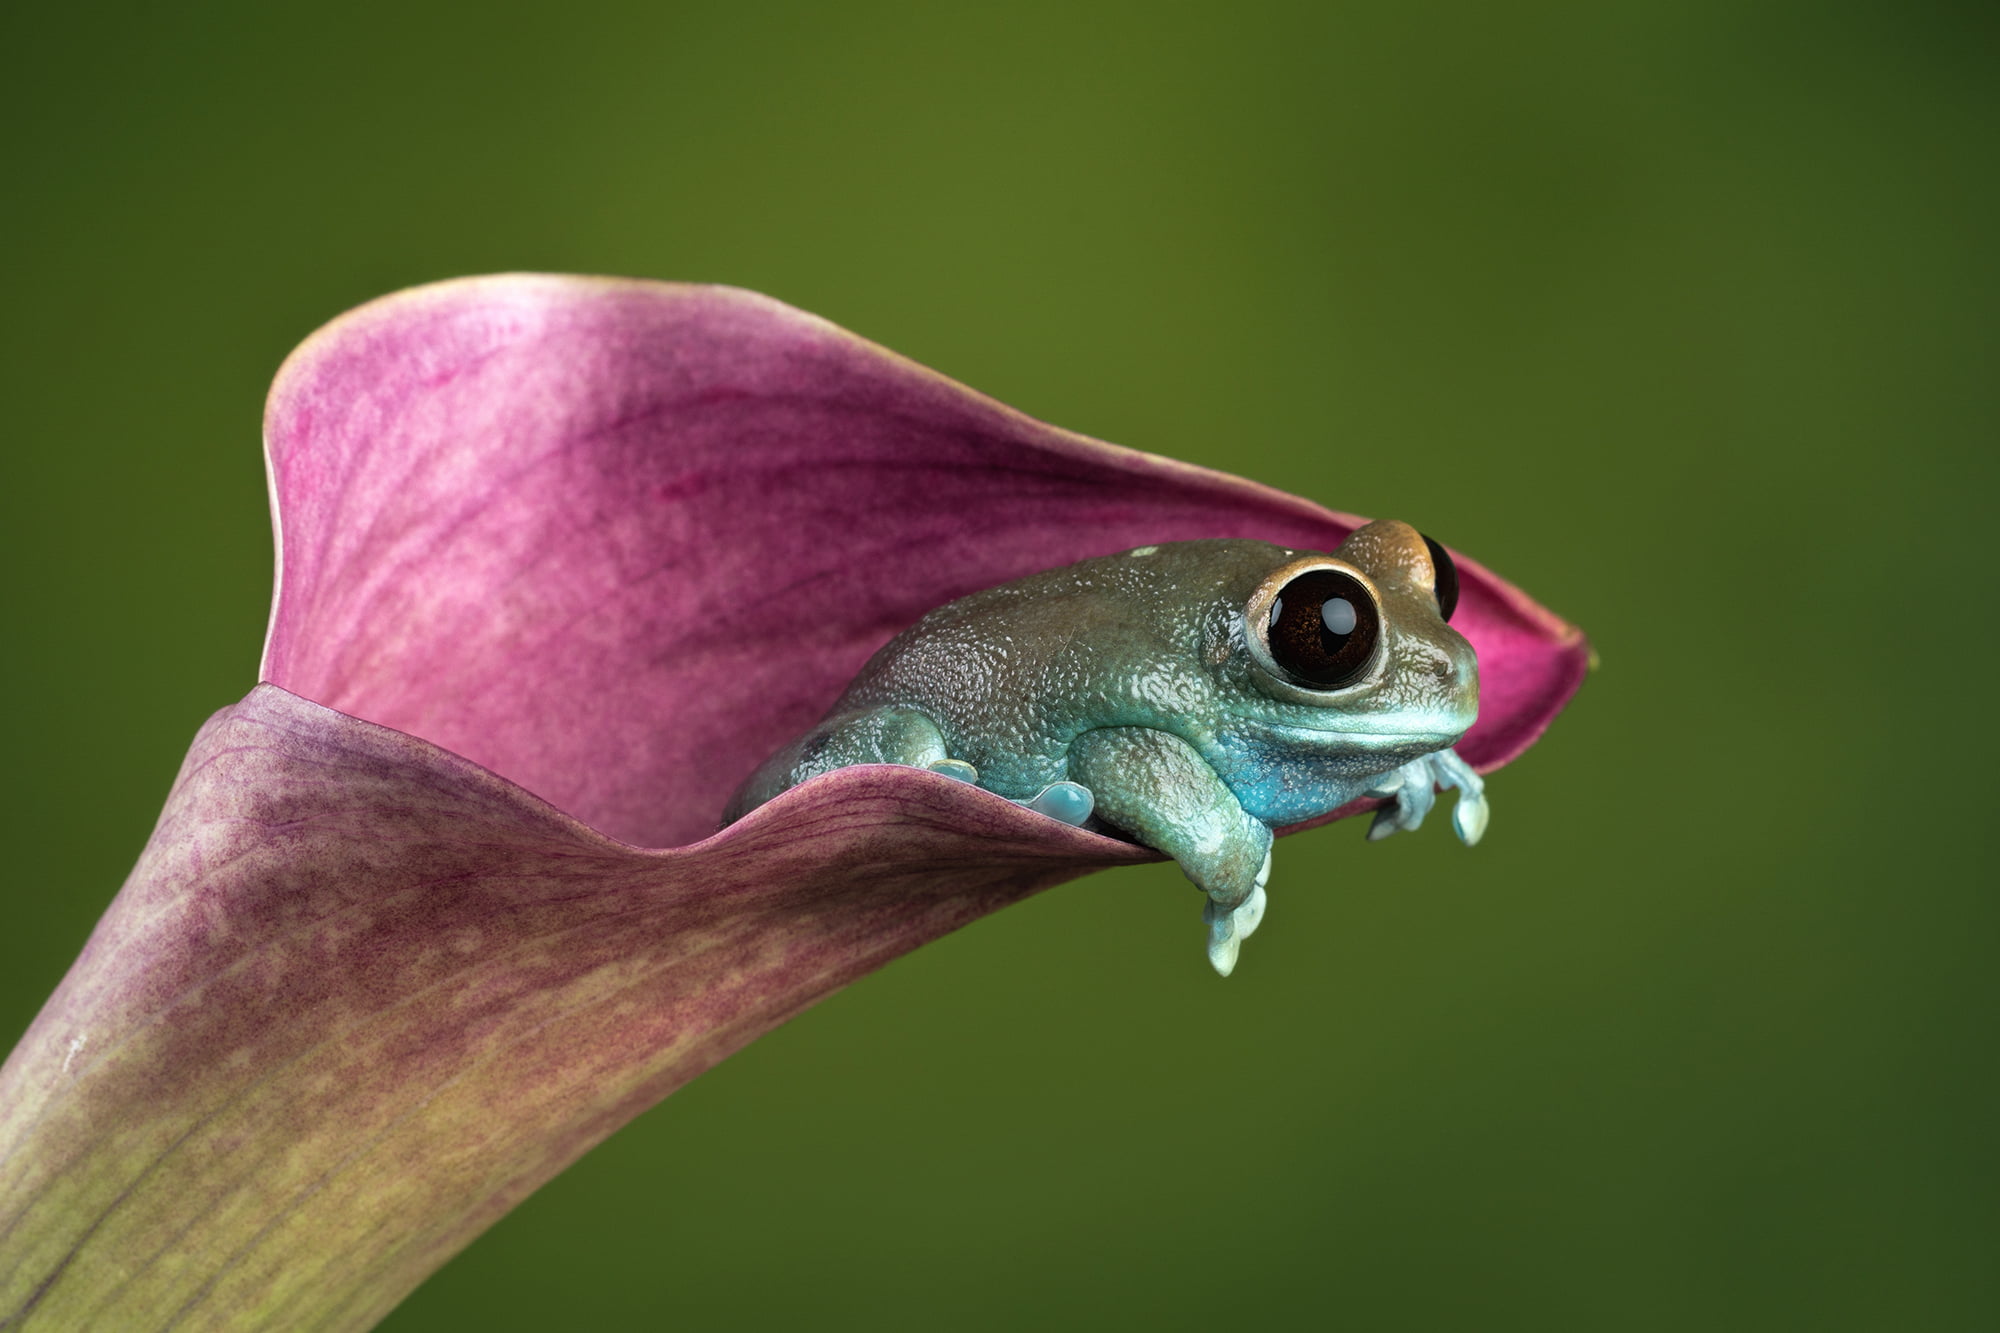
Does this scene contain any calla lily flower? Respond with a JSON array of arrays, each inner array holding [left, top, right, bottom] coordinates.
[[0, 275, 1588, 1330]]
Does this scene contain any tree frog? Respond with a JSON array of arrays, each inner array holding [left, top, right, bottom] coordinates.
[[723, 519, 1485, 976]]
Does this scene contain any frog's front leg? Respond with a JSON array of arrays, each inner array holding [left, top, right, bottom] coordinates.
[[1068, 726, 1273, 978], [1364, 745, 1489, 846]]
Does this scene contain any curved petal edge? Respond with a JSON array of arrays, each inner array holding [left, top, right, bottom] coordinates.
[[257, 275, 1588, 847]]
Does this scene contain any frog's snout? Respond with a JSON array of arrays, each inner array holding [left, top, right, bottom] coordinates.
[[1447, 647, 1482, 728], [1404, 627, 1481, 732]]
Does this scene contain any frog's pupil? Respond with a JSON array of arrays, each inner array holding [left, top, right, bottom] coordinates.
[[1263, 569, 1380, 690]]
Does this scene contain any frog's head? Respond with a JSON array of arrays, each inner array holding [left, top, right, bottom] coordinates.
[[1227, 519, 1478, 764]]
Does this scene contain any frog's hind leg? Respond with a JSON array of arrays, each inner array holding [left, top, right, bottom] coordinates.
[[789, 704, 974, 783], [722, 705, 966, 823], [795, 711, 1095, 829]]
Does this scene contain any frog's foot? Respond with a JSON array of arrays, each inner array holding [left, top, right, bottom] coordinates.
[[1364, 746, 1488, 846], [926, 758, 980, 784], [1201, 848, 1272, 977], [923, 761, 1094, 827], [1015, 780, 1095, 827]]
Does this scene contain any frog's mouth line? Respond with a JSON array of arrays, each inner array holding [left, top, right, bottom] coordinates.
[[1221, 715, 1471, 752]]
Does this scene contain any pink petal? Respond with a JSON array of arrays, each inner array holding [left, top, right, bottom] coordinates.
[[2, 278, 1588, 1328], [260, 275, 1586, 849]]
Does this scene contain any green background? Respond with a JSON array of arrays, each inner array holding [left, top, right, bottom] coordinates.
[[3, 2, 1993, 1329]]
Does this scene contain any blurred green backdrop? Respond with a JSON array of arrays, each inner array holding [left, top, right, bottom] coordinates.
[[3, 1, 1993, 1329]]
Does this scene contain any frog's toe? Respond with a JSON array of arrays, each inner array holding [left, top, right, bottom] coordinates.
[[1201, 882, 1267, 976], [1234, 853, 1271, 940], [1451, 787, 1489, 845], [1233, 882, 1268, 939], [926, 758, 980, 784], [1022, 780, 1094, 827], [1364, 770, 1405, 840], [1202, 898, 1243, 977], [1430, 747, 1489, 847], [1367, 767, 1435, 840]]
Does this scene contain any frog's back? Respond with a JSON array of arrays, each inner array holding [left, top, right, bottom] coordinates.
[[834, 540, 1292, 782]]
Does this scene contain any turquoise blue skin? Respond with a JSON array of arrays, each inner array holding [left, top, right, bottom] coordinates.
[[724, 519, 1485, 974]]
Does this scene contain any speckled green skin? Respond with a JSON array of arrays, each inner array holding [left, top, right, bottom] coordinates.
[[726, 522, 1480, 949]]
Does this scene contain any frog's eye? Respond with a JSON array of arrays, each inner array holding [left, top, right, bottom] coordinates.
[[1420, 532, 1459, 621], [1262, 568, 1381, 690]]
